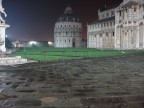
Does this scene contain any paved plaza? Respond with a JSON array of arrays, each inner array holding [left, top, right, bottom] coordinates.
[[0, 54, 144, 108]]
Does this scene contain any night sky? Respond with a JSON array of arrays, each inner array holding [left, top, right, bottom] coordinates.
[[3, 0, 123, 41]]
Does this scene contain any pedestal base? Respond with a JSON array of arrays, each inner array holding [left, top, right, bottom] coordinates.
[[0, 44, 6, 52], [0, 24, 10, 52]]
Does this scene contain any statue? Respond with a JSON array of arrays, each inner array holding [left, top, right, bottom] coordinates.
[[0, 0, 7, 24]]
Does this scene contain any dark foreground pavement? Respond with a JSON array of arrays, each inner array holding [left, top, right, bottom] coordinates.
[[0, 54, 144, 108]]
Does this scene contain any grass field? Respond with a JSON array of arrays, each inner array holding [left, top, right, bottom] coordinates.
[[11, 47, 144, 61]]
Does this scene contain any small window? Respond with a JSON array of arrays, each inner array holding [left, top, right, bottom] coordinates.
[[113, 32, 115, 36]]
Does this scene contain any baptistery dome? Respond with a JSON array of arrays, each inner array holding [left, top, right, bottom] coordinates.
[[57, 6, 80, 22], [54, 6, 82, 48]]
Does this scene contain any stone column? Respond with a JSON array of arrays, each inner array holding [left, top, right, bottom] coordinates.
[[131, 29, 133, 48], [120, 29, 123, 49], [103, 33, 106, 48], [139, 24, 144, 48], [124, 30, 128, 49], [128, 29, 131, 49], [133, 29, 137, 49], [96, 34, 99, 48], [115, 27, 120, 49], [95, 34, 98, 48], [143, 27, 144, 48], [98, 34, 101, 48], [136, 26, 140, 49], [109, 32, 112, 48]]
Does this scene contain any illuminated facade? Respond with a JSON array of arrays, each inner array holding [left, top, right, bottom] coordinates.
[[87, 0, 144, 50], [54, 6, 82, 48]]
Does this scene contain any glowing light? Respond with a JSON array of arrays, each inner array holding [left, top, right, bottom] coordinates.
[[48, 41, 53, 45], [29, 41, 37, 45]]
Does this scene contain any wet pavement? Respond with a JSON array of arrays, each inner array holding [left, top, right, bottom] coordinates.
[[0, 54, 144, 108]]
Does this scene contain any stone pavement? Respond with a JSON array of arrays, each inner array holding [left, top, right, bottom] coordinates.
[[0, 54, 144, 108]]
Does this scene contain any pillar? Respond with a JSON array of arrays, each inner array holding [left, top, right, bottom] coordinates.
[[128, 29, 131, 49], [136, 26, 140, 49]]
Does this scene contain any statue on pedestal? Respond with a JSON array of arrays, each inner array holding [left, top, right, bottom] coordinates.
[[0, 0, 9, 52], [0, 0, 7, 24]]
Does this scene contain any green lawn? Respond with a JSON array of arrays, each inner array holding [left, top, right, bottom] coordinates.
[[11, 47, 144, 61]]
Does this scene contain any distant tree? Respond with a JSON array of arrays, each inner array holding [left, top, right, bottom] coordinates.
[[5, 38, 14, 49]]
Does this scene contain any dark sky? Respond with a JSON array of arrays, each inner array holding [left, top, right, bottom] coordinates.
[[3, 0, 123, 41]]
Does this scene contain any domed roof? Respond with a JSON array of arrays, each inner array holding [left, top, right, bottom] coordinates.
[[64, 6, 73, 14], [57, 6, 80, 22]]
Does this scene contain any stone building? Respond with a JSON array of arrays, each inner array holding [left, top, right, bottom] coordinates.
[[87, 0, 144, 50], [54, 6, 82, 48]]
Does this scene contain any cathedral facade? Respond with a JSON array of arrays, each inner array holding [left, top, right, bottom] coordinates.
[[87, 0, 144, 50], [54, 6, 82, 48]]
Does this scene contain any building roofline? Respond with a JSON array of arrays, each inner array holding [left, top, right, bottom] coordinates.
[[88, 16, 115, 25], [100, 3, 120, 12]]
